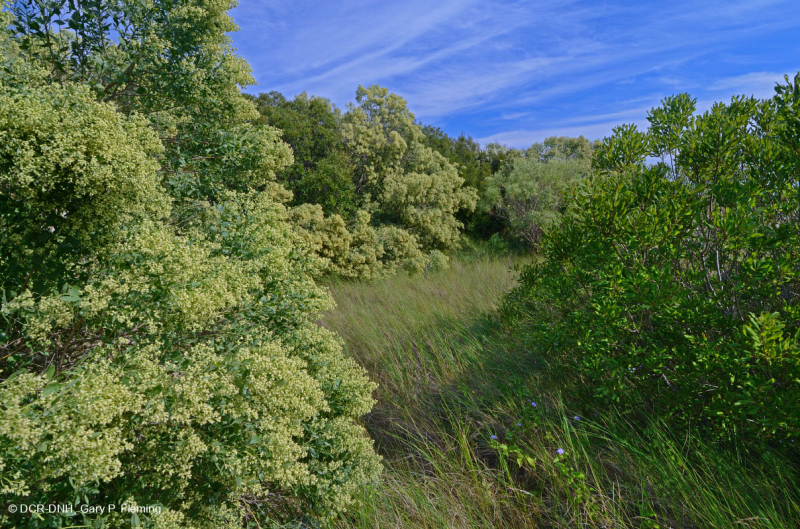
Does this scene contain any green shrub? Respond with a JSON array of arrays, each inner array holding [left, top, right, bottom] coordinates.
[[419, 126, 505, 238], [251, 92, 359, 219], [0, 79, 381, 529], [504, 80, 800, 440], [0, 3, 381, 526], [484, 157, 589, 249], [256, 86, 476, 280], [251, 86, 477, 279]]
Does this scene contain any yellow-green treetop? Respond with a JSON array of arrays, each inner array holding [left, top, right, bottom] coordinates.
[[343, 85, 478, 251]]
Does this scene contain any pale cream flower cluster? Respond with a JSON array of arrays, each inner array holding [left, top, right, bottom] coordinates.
[[1, 77, 380, 527]]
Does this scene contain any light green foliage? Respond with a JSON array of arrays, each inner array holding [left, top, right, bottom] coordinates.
[[343, 85, 477, 251], [526, 135, 600, 163], [484, 142, 524, 173], [0, 83, 168, 296], [290, 203, 355, 267], [1, 4, 380, 528], [484, 136, 594, 249], [8, 0, 293, 202], [251, 88, 434, 278], [0, 81, 380, 528], [289, 205, 428, 280], [422, 250, 449, 275], [504, 82, 800, 440], [420, 127, 493, 191]]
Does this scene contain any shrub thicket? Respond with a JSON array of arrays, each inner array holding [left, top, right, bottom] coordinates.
[[504, 84, 800, 440], [253, 86, 478, 279], [0, 2, 380, 527], [343, 85, 478, 252], [419, 126, 506, 238], [483, 136, 596, 249]]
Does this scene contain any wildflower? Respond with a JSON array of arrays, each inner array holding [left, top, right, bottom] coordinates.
[[531, 402, 537, 407], [556, 448, 564, 455], [517, 423, 521, 427], [574, 416, 580, 421], [491, 435, 497, 440]]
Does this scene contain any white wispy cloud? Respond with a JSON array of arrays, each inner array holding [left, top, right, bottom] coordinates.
[[475, 116, 652, 149], [230, 0, 800, 143], [710, 71, 788, 98]]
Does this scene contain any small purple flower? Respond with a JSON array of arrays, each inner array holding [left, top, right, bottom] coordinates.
[[556, 448, 564, 455], [491, 435, 497, 440], [531, 402, 537, 407], [574, 416, 580, 421], [517, 423, 522, 427]]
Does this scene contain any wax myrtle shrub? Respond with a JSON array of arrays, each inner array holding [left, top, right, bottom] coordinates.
[[503, 79, 800, 441], [1, 2, 380, 527]]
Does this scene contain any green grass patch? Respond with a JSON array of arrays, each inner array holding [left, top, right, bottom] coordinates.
[[322, 257, 800, 528]]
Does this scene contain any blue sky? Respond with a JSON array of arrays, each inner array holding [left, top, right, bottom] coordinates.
[[230, 0, 800, 149]]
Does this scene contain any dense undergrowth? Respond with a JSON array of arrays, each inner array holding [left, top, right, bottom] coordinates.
[[325, 255, 800, 528]]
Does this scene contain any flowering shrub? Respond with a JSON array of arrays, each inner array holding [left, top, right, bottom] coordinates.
[[0, 4, 380, 527], [504, 81, 800, 440], [288, 204, 433, 279]]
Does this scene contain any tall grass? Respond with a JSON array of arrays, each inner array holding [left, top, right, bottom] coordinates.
[[321, 257, 800, 528]]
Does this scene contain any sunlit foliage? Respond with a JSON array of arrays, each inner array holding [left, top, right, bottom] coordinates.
[[504, 81, 800, 440], [484, 136, 595, 249], [0, 3, 380, 527], [252, 86, 477, 278]]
